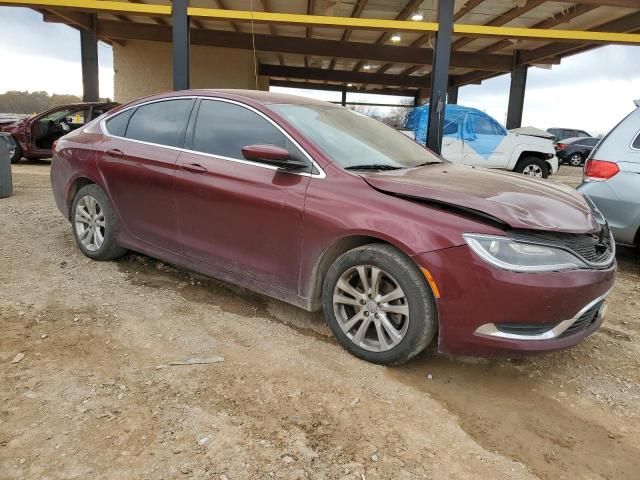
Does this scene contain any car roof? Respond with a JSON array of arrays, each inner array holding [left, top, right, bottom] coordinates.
[[166, 89, 334, 107]]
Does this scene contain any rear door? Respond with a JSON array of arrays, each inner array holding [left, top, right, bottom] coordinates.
[[97, 98, 195, 253], [440, 115, 464, 164], [173, 98, 312, 292]]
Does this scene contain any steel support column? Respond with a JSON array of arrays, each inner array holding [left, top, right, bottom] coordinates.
[[80, 14, 99, 102], [447, 85, 459, 104], [341, 88, 347, 107], [172, 0, 190, 90], [426, 0, 454, 154], [506, 52, 528, 129]]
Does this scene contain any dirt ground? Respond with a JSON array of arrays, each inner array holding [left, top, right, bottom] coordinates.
[[1, 162, 639, 480]]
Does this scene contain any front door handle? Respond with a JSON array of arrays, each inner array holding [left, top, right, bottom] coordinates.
[[106, 148, 124, 157], [181, 163, 208, 174]]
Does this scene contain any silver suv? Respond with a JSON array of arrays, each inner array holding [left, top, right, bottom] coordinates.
[[577, 100, 640, 246]]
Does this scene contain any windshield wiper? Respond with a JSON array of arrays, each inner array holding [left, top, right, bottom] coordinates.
[[345, 164, 403, 171]]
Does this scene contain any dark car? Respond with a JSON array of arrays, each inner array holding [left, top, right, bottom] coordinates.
[[50, 90, 616, 364], [547, 128, 592, 142], [1, 102, 118, 163], [556, 137, 599, 166]]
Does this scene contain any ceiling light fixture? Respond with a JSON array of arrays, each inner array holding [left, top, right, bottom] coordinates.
[[363, 64, 372, 71], [347, 83, 354, 87], [411, 12, 424, 21], [390, 33, 402, 43]]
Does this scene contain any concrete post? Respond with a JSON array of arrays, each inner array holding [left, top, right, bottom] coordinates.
[[0, 135, 13, 198]]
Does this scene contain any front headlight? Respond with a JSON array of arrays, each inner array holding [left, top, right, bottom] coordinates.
[[463, 234, 587, 272]]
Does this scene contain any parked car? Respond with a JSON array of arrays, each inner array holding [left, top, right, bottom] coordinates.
[[547, 127, 592, 142], [404, 105, 558, 178], [51, 90, 615, 364], [1, 102, 118, 163], [556, 136, 599, 166], [577, 100, 640, 246]]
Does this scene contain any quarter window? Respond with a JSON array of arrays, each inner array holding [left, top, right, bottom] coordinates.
[[125, 99, 194, 148], [105, 109, 134, 137], [632, 131, 640, 149], [190, 100, 304, 162]]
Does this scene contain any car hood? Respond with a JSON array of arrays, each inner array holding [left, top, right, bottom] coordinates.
[[360, 164, 600, 234]]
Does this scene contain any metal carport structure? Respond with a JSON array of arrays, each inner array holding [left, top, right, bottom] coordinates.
[[1, 0, 639, 153]]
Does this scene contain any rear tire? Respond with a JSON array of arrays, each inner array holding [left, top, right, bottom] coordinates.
[[9, 142, 21, 164], [71, 184, 128, 261], [514, 156, 549, 179], [569, 152, 584, 167], [322, 244, 437, 365]]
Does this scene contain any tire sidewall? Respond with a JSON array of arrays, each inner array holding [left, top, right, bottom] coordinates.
[[9, 141, 21, 164], [322, 245, 437, 365], [71, 184, 121, 261]]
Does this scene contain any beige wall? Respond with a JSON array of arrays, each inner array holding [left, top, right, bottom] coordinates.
[[113, 40, 268, 103]]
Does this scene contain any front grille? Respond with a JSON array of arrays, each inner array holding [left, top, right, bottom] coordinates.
[[510, 226, 614, 267], [560, 300, 604, 338]]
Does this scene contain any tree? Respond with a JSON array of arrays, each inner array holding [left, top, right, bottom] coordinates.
[[0, 91, 82, 114]]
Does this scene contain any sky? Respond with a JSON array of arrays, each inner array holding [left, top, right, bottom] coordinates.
[[1, 6, 639, 135]]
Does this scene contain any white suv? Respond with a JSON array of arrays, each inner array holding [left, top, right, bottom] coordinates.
[[403, 105, 558, 178]]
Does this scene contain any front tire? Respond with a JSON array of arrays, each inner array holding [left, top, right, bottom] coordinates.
[[322, 244, 437, 365], [514, 156, 549, 179], [71, 184, 128, 261]]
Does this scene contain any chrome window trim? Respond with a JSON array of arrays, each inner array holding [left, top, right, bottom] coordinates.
[[99, 95, 326, 179], [474, 287, 613, 341]]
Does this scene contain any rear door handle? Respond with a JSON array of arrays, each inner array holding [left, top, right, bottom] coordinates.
[[181, 163, 208, 174], [106, 148, 124, 157]]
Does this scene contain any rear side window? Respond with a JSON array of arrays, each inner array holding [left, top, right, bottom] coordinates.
[[584, 138, 599, 147], [125, 99, 194, 148], [190, 100, 303, 161], [105, 109, 134, 137]]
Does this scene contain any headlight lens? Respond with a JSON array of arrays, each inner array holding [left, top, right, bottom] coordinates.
[[463, 234, 587, 272]]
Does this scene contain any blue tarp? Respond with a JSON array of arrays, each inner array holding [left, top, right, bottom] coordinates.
[[404, 104, 509, 160], [404, 104, 506, 145]]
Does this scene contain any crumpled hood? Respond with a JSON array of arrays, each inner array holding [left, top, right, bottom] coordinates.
[[361, 164, 600, 234]]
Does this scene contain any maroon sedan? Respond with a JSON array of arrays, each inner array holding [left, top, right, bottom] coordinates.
[[2, 102, 118, 163], [50, 90, 616, 364]]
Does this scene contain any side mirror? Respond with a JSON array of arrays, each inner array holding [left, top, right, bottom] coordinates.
[[241, 144, 308, 170]]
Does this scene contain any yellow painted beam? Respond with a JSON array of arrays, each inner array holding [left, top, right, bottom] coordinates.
[[1, 0, 639, 45]]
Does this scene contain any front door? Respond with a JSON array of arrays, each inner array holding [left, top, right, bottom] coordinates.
[[173, 99, 311, 292], [96, 98, 195, 253], [463, 114, 508, 168]]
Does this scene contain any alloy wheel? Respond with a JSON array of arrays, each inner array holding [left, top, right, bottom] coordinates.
[[8, 147, 16, 159], [333, 265, 410, 352], [75, 195, 106, 252], [569, 154, 582, 166], [522, 164, 543, 177]]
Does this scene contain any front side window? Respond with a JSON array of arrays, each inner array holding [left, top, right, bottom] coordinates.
[[190, 100, 304, 162], [270, 104, 442, 169], [472, 115, 498, 136], [125, 99, 194, 148]]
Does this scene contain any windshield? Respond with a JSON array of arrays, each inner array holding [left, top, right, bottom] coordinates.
[[40, 109, 74, 123], [270, 104, 442, 169]]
